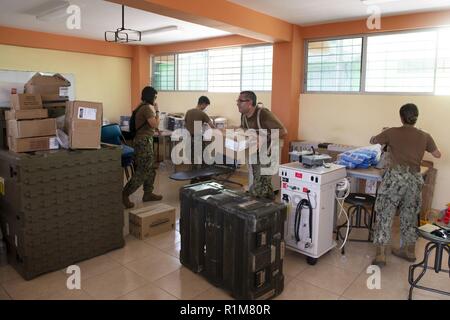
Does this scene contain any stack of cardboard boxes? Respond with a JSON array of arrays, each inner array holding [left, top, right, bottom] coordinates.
[[25, 73, 71, 118], [6, 94, 58, 153]]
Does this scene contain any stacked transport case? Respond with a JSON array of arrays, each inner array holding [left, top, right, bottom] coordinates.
[[180, 181, 287, 300], [0, 146, 124, 280]]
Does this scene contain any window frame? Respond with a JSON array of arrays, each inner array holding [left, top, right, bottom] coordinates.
[[151, 53, 177, 92], [303, 27, 446, 96], [150, 44, 273, 93]]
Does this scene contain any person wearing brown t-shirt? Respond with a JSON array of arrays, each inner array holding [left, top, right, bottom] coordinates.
[[185, 96, 215, 174], [123, 86, 163, 208], [370, 103, 441, 267], [238, 91, 287, 200]]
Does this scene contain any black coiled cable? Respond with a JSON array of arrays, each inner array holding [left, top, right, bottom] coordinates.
[[294, 192, 313, 243]]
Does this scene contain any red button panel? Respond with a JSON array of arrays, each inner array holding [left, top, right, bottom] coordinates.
[[295, 172, 303, 179]]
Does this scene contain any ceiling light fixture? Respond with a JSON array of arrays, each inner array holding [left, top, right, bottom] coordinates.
[[141, 25, 178, 37], [34, 0, 70, 22], [105, 5, 141, 43]]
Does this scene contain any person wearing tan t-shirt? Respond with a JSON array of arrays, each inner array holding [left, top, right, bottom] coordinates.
[[123, 86, 163, 208], [184, 96, 215, 174], [370, 103, 441, 267], [238, 91, 287, 200]]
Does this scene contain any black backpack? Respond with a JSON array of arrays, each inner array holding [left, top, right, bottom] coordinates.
[[128, 103, 147, 140]]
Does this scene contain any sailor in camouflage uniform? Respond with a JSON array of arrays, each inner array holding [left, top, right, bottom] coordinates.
[[123, 86, 163, 209], [237, 91, 287, 200], [370, 103, 441, 267]]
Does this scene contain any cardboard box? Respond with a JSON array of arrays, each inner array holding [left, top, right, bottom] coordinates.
[[5, 109, 48, 121], [8, 136, 59, 153], [10, 94, 43, 110], [223, 130, 257, 164], [24, 73, 70, 102], [129, 203, 176, 239], [65, 101, 102, 149], [7, 118, 56, 139]]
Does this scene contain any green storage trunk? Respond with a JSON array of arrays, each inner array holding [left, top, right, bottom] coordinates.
[[0, 146, 125, 280]]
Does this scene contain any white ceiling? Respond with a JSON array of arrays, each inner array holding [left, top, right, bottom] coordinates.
[[229, 0, 450, 25], [0, 0, 449, 46], [0, 0, 230, 45]]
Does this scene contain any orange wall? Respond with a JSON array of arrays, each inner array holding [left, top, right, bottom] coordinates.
[[0, 26, 133, 58], [301, 10, 450, 39]]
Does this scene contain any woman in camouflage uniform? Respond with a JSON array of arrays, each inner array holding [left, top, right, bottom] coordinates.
[[370, 103, 441, 267], [122, 86, 163, 209]]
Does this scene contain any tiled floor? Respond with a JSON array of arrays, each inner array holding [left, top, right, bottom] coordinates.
[[1, 164, 449, 300]]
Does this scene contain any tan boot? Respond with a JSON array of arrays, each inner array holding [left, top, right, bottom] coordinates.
[[372, 245, 387, 267], [122, 191, 134, 209], [392, 243, 416, 262], [143, 192, 163, 202]]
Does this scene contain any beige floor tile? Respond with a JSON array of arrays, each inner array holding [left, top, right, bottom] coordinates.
[[124, 254, 182, 282], [2, 270, 69, 300], [319, 247, 374, 273], [0, 265, 21, 285], [342, 262, 411, 300], [153, 267, 212, 300], [59, 255, 122, 281], [161, 241, 181, 259], [107, 236, 164, 265], [275, 279, 339, 300], [82, 266, 148, 300], [296, 262, 360, 295], [283, 250, 309, 278], [284, 274, 295, 286], [192, 286, 234, 300], [144, 230, 181, 251], [117, 282, 178, 300], [40, 288, 94, 300], [0, 286, 11, 300], [409, 270, 450, 300]]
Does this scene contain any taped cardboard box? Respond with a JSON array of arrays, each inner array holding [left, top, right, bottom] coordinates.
[[7, 118, 56, 139], [11, 94, 43, 110], [129, 203, 175, 239], [8, 136, 59, 153], [65, 101, 102, 149], [5, 109, 48, 121], [24, 73, 70, 102]]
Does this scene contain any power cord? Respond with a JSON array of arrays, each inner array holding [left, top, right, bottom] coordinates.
[[294, 191, 313, 245], [335, 178, 351, 250]]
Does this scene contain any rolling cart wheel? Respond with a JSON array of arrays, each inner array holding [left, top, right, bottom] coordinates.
[[306, 256, 318, 265]]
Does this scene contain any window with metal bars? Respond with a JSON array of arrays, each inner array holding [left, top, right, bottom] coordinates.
[[207, 47, 242, 92], [305, 28, 450, 95], [178, 51, 208, 91], [365, 31, 437, 93], [151, 45, 273, 92], [306, 38, 362, 92], [241, 45, 273, 91], [152, 54, 175, 91], [436, 28, 450, 95]]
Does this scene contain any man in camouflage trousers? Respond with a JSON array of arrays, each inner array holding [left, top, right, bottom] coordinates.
[[249, 157, 275, 200], [237, 91, 287, 200], [373, 167, 424, 251], [123, 136, 157, 201], [370, 103, 441, 267]]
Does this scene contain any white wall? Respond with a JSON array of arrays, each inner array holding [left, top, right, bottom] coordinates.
[[299, 93, 450, 209], [157, 91, 272, 127]]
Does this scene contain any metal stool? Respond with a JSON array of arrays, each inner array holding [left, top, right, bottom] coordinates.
[[408, 228, 450, 300], [336, 193, 376, 254]]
